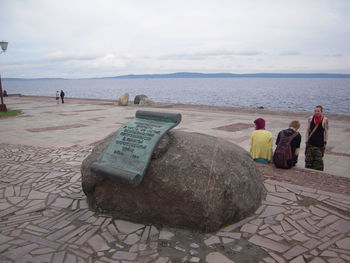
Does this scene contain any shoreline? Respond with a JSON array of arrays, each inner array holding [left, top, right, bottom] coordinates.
[[11, 94, 350, 121], [3, 94, 350, 179]]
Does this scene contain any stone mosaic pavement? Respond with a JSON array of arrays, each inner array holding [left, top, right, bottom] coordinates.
[[1, 143, 350, 263]]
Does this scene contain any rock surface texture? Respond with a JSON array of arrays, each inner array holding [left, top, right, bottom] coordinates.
[[117, 93, 129, 106], [134, 94, 148, 104], [82, 130, 265, 232], [139, 97, 155, 106]]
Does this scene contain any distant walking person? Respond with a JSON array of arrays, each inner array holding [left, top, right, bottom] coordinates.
[[305, 105, 329, 171], [250, 118, 273, 164], [273, 120, 301, 169], [56, 90, 60, 104], [60, 90, 65, 104]]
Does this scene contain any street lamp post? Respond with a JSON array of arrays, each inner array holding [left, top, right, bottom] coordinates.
[[0, 41, 8, 112]]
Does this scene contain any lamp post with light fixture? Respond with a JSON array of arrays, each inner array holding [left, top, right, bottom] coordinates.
[[0, 41, 8, 112]]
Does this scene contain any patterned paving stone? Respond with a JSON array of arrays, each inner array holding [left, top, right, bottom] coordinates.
[[260, 206, 287, 218], [283, 245, 308, 260], [240, 223, 259, 234], [114, 220, 145, 234], [289, 255, 306, 263], [329, 219, 350, 233], [27, 189, 48, 200], [112, 251, 138, 260], [336, 237, 350, 250], [216, 232, 241, 240], [124, 233, 141, 245], [1, 143, 350, 262], [248, 235, 290, 253], [2, 243, 39, 261], [309, 206, 329, 217], [291, 233, 310, 242], [266, 194, 290, 204], [204, 236, 221, 246], [87, 234, 110, 252], [206, 252, 234, 263]]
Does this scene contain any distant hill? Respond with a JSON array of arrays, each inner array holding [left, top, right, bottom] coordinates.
[[3, 72, 350, 80], [108, 72, 350, 79], [3, 77, 66, 81]]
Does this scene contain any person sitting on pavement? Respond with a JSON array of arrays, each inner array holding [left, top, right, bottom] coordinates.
[[274, 120, 301, 169], [250, 118, 273, 164]]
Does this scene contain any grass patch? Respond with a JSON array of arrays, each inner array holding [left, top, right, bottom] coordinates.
[[0, 109, 22, 118]]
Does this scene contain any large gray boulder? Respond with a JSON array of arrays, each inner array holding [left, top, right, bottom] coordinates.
[[81, 130, 265, 232]]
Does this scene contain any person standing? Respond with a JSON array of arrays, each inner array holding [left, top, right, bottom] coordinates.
[[55, 90, 60, 104], [60, 90, 65, 104], [274, 120, 301, 169], [305, 105, 329, 171], [250, 118, 273, 163]]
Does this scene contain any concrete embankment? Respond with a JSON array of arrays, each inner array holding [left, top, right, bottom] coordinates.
[[1, 95, 350, 262], [2, 95, 350, 179]]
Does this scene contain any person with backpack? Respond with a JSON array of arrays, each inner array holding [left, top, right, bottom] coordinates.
[[305, 105, 329, 171], [250, 118, 273, 164], [273, 120, 301, 169]]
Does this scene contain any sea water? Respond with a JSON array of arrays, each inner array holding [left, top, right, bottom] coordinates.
[[3, 78, 350, 115]]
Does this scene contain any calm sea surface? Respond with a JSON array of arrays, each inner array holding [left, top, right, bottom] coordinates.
[[3, 78, 350, 115]]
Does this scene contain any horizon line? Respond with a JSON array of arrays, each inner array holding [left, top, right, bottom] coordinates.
[[3, 72, 350, 80]]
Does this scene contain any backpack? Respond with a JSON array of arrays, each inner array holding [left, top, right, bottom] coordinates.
[[273, 131, 299, 169]]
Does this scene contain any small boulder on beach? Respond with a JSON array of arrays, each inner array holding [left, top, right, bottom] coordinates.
[[118, 93, 129, 106], [134, 94, 148, 104], [139, 97, 154, 106]]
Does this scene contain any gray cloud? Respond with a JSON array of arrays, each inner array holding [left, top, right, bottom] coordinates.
[[160, 50, 263, 60], [43, 53, 99, 63], [5, 53, 100, 66], [236, 51, 263, 56], [1, 0, 350, 77], [329, 54, 344, 57], [279, 51, 301, 56]]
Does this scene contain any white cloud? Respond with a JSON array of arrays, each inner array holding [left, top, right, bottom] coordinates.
[[0, 0, 350, 77]]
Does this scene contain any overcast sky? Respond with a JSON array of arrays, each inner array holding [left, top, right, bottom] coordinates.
[[1, 0, 350, 78]]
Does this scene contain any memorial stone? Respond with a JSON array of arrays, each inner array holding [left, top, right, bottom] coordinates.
[[91, 110, 181, 185], [82, 126, 265, 232]]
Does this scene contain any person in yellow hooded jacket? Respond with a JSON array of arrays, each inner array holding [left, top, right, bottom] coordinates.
[[250, 118, 273, 163]]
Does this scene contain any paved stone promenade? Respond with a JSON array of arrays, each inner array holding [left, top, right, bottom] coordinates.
[[1, 96, 350, 262]]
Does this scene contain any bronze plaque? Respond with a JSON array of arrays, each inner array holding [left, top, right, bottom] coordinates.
[[91, 110, 181, 185]]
